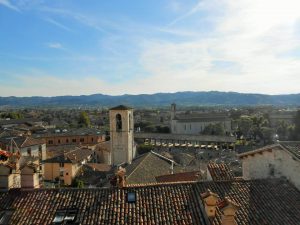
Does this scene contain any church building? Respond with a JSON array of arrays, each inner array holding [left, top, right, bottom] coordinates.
[[170, 103, 232, 135]]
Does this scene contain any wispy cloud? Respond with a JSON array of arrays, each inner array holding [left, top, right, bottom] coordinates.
[[46, 42, 64, 49], [138, 0, 300, 95], [44, 18, 73, 32], [168, 1, 203, 26], [0, 0, 20, 12]]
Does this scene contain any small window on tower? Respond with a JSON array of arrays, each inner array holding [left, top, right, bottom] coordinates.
[[116, 114, 122, 131]]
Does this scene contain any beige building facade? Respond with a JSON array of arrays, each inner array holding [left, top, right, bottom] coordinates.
[[238, 142, 300, 190], [109, 105, 136, 165]]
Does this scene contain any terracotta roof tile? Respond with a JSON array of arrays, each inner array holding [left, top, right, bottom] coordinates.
[[207, 162, 235, 181], [0, 179, 299, 225], [155, 171, 202, 183]]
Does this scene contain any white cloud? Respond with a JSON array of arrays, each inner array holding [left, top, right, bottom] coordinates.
[[0, 0, 20, 11], [44, 18, 73, 32], [138, 0, 300, 95], [46, 42, 64, 49]]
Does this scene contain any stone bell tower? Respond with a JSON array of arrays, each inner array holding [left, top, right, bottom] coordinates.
[[109, 105, 135, 166]]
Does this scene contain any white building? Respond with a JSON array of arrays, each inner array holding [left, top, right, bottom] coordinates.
[[170, 103, 232, 135], [238, 141, 300, 190]]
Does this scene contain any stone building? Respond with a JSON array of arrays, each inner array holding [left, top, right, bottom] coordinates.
[[170, 103, 232, 135], [238, 141, 300, 190], [43, 147, 94, 185], [109, 105, 136, 165], [34, 128, 105, 147]]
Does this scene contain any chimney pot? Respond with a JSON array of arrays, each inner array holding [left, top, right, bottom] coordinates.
[[116, 166, 126, 188], [201, 189, 219, 219], [219, 197, 240, 225]]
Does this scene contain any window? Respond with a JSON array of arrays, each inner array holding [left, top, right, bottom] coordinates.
[[48, 140, 53, 145], [116, 114, 122, 131], [58, 139, 61, 144], [66, 139, 69, 143], [80, 138, 84, 142], [53, 208, 78, 224], [27, 148, 31, 156], [66, 172, 69, 176], [91, 138, 94, 142], [72, 139, 76, 143], [127, 192, 136, 203], [59, 163, 64, 168], [60, 171, 64, 177]]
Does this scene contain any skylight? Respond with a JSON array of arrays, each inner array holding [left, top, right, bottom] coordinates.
[[127, 192, 136, 203]]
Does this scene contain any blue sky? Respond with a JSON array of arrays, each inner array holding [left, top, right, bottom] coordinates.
[[0, 0, 300, 96]]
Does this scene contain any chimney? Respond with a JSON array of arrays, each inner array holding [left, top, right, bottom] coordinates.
[[200, 189, 219, 219], [218, 197, 239, 225], [116, 166, 126, 188]]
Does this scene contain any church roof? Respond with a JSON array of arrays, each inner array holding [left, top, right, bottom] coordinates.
[[109, 105, 132, 110]]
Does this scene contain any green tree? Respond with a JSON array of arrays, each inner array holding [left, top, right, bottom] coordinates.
[[260, 127, 275, 145], [293, 110, 300, 140], [202, 123, 225, 136], [78, 111, 91, 127], [276, 121, 288, 141], [237, 116, 253, 138]]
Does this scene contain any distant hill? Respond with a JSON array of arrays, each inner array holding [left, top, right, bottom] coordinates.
[[0, 91, 300, 107]]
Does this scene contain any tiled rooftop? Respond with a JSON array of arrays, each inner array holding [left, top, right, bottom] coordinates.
[[43, 148, 93, 164], [0, 137, 45, 148], [0, 179, 299, 225], [125, 152, 182, 184], [279, 141, 300, 159], [238, 142, 300, 160], [155, 171, 202, 183], [207, 162, 235, 182]]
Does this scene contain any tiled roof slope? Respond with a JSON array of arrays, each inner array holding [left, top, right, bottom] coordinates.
[[109, 105, 132, 110], [0, 179, 299, 225], [279, 141, 300, 159], [207, 162, 235, 181], [238, 142, 300, 160], [43, 148, 93, 164], [125, 152, 183, 184], [155, 171, 202, 183], [0, 137, 45, 148]]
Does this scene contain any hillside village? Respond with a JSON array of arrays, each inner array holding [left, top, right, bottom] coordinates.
[[0, 104, 299, 224]]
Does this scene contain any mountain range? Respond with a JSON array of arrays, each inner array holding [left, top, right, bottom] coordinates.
[[0, 91, 299, 107]]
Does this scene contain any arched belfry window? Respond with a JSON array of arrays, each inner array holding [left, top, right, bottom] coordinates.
[[116, 114, 122, 131]]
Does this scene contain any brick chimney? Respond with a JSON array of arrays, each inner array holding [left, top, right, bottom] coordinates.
[[201, 189, 219, 219], [218, 197, 239, 225], [116, 166, 126, 188]]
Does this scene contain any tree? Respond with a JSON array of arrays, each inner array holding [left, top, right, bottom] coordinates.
[[237, 116, 253, 138], [260, 127, 275, 145], [276, 121, 288, 141], [78, 111, 91, 127], [202, 123, 225, 136], [293, 110, 300, 140]]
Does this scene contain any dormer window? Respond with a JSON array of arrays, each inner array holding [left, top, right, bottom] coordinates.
[[116, 114, 122, 131]]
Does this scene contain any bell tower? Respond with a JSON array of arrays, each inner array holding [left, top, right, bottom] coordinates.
[[109, 105, 135, 165]]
